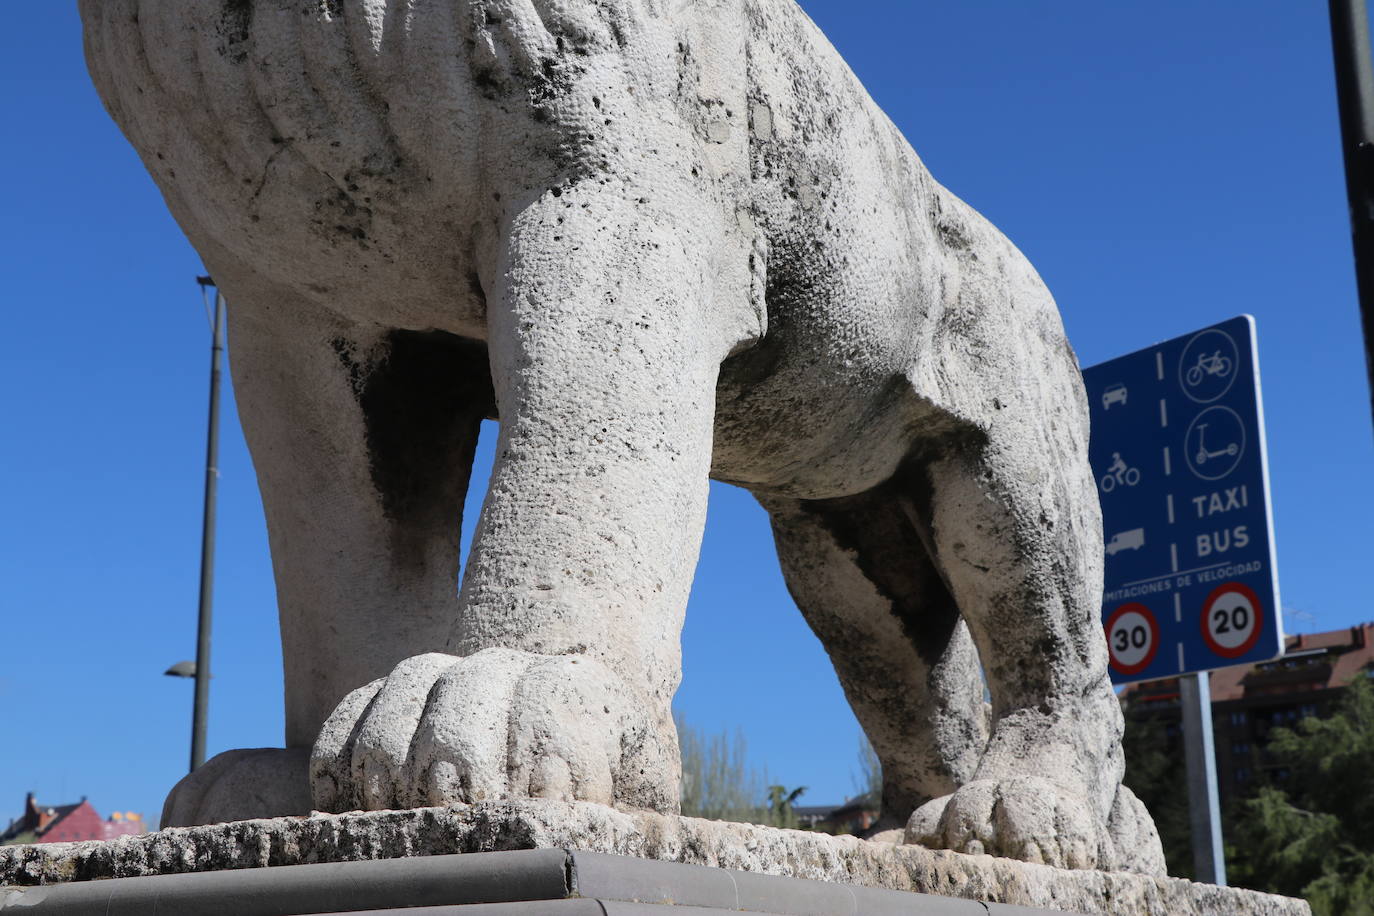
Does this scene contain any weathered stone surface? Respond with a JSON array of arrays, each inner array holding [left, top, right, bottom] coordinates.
[[162, 747, 312, 828], [81, 0, 1156, 874], [0, 802, 1306, 915]]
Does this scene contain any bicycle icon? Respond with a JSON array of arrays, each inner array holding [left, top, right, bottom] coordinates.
[[1178, 328, 1240, 404], [1185, 351, 1233, 387], [1100, 452, 1141, 492]]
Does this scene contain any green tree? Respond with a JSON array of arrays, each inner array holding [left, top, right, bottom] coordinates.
[[675, 714, 808, 828], [676, 713, 768, 824], [1120, 712, 1194, 879], [1228, 675, 1374, 915], [854, 731, 881, 804], [766, 784, 807, 829]]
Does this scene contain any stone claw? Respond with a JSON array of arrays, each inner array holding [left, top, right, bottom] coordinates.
[[309, 648, 677, 814], [905, 776, 1106, 871], [905, 777, 1165, 875], [161, 747, 312, 827], [1102, 784, 1168, 875]]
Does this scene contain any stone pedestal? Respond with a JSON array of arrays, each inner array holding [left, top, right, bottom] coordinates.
[[0, 800, 1307, 915]]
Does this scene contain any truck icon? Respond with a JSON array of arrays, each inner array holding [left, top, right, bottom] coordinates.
[[1106, 528, 1146, 556]]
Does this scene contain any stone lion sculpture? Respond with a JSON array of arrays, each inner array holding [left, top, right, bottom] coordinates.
[[82, 0, 1164, 874]]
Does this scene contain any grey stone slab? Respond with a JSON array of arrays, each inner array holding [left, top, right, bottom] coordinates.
[[574, 851, 984, 915], [596, 906, 776, 916], [0, 801, 1308, 915], [324, 905, 612, 916], [339, 907, 779, 916], [732, 861, 987, 915], [573, 851, 740, 908], [0, 848, 570, 916], [0, 848, 1023, 916]]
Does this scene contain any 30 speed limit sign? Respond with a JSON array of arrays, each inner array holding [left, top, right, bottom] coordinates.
[[1201, 582, 1263, 658], [1105, 603, 1159, 676]]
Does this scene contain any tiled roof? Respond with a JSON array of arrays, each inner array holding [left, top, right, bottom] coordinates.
[[1123, 622, 1374, 703], [1, 798, 84, 843]]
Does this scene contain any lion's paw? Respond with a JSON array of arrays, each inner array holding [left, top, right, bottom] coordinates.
[[309, 649, 676, 813], [162, 747, 312, 827], [1102, 783, 1167, 875], [904, 776, 1105, 870]]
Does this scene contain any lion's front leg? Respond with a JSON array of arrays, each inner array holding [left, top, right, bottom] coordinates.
[[311, 181, 745, 814], [162, 276, 494, 828]]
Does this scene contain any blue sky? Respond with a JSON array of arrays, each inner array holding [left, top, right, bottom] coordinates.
[[3, 2, 1371, 829]]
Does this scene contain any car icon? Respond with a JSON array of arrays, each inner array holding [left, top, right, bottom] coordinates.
[[1106, 528, 1145, 556], [1102, 384, 1128, 410]]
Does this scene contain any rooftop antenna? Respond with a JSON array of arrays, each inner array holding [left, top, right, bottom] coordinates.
[[1283, 605, 1318, 630]]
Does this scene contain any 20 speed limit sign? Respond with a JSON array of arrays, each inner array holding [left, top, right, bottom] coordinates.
[[1105, 603, 1159, 676], [1201, 582, 1263, 658]]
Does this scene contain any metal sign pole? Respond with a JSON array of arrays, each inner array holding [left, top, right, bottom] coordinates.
[[1328, 0, 1374, 433], [1179, 671, 1226, 885]]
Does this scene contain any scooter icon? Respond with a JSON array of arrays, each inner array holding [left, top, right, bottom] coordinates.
[[1194, 424, 1239, 465], [1100, 452, 1141, 492], [1185, 350, 1233, 387]]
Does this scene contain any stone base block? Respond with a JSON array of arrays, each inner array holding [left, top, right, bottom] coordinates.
[[0, 799, 1307, 915]]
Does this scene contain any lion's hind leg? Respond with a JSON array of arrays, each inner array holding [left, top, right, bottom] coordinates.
[[759, 483, 989, 831], [901, 408, 1164, 874]]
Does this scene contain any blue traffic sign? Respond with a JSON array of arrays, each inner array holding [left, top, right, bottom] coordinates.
[[1084, 316, 1282, 684]]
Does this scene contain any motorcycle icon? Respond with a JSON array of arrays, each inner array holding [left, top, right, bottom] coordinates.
[[1194, 424, 1239, 465], [1185, 350, 1233, 387], [1100, 452, 1141, 492]]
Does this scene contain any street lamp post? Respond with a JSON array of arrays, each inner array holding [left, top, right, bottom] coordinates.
[[190, 276, 225, 773]]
